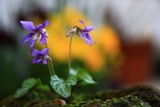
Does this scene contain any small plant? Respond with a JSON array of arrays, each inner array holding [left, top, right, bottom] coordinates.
[[14, 78, 49, 98], [15, 20, 96, 99]]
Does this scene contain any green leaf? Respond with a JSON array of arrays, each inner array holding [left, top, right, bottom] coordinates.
[[78, 68, 96, 84], [14, 87, 30, 98], [70, 68, 77, 76], [65, 74, 77, 85], [50, 74, 77, 98], [37, 84, 50, 91], [22, 78, 39, 88], [14, 78, 39, 98]]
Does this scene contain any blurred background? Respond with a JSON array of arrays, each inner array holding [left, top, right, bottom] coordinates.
[[1, 0, 160, 100]]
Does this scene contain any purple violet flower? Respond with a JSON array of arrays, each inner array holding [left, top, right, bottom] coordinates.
[[66, 20, 95, 46], [20, 20, 49, 47], [30, 48, 51, 65]]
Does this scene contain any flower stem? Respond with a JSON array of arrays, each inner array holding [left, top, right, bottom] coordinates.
[[45, 42, 55, 76], [47, 59, 52, 76], [68, 33, 73, 76]]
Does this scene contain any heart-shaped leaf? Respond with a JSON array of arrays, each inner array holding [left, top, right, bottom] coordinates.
[[50, 74, 77, 98]]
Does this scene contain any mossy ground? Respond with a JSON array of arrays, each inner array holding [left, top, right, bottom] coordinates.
[[1, 85, 160, 107]]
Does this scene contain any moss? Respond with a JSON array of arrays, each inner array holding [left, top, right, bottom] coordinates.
[[65, 95, 149, 107], [25, 98, 58, 107], [105, 95, 150, 107], [132, 85, 160, 106], [1, 85, 160, 107], [0, 96, 28, 107]]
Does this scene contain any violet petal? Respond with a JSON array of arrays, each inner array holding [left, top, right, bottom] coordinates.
[[21, 33, 34, 45], [20, 21, 36, 31], [30, 40, 36, 48], [37, 20, 49, 30], [30, 49, 39, 56], [84, 39, 92, 46], [37, 59, 41, 63], [78, 20, 85, 25], [43, 20, 50, 26], [40, 48, 49, 56], [85, 33, 95, 43], [78, 32, 85, 40], [84, 26, 94, 32], [40, 32, 46, 45], [43, 59, 47, 65], [31, 57, 38, 64], [78, 20, 94, 32]]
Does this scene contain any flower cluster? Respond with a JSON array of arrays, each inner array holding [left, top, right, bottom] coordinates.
[[20, 20, 51, 65]]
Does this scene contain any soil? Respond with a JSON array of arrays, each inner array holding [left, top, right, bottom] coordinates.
[[0, 85, 160, 107]]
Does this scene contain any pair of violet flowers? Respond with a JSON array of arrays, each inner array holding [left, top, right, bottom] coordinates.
[[20, 20, 95, 65], [20, 20, 51, 65]]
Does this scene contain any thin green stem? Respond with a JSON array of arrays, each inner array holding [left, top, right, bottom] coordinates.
[[50, 60, 55, 75], [47, 59, 52, 76], [68, 33, 73, 76], [45, 42, 55, 76]]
